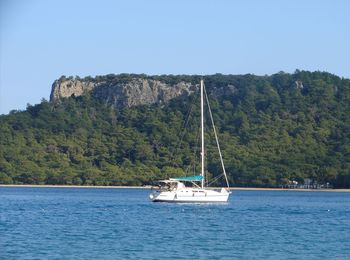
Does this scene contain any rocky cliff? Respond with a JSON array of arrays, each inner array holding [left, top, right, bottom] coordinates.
[[50, 76, 196, 109]]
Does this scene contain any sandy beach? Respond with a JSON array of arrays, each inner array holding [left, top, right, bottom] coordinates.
[[231, 187, 350, 192], [1, 184, 349, 192], [0, 184, 147, 189]]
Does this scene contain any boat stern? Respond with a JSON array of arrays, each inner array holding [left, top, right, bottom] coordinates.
[[149, 192, 159, 201]]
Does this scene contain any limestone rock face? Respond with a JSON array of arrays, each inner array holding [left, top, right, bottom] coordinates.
[[50, 77, 195, 109], [92, 79, 194, 108], [50, 79, 97, 101]]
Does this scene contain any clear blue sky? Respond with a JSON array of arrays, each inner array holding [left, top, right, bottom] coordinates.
[[1, 0, 349, 115]]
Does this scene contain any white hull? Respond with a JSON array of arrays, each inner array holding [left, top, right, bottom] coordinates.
[[150, 188, 229, 203]]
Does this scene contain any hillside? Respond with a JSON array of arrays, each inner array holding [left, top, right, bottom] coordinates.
[[1, 71, 350, 187]]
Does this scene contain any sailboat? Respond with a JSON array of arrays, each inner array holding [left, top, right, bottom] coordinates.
[[149, 80, 231, 202]]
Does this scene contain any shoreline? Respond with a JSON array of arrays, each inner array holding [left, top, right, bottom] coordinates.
[[0, 184, 147, 189], [1, 184, 349, 192]]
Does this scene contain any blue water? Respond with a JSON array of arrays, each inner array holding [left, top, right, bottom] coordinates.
[[1, 188, 350, 259]]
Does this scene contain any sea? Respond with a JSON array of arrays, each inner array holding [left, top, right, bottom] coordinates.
[[1, 187, 349, 259]]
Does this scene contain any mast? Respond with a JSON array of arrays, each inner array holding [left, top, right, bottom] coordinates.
[[200, 79, 205, 189]]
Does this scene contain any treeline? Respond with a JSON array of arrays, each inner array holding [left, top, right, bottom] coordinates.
[[1, 71, 350, 187]]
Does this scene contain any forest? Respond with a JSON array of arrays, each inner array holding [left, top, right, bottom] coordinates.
[[1, 70, 350, 188]]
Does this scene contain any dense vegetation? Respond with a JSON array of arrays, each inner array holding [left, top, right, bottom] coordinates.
[[1, 71, 350, 187]]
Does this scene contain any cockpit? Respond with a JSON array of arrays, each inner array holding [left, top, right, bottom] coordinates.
[[151, 180, 185, 191]]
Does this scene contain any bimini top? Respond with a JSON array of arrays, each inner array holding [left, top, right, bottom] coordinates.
[[170, 175, 203, 182]]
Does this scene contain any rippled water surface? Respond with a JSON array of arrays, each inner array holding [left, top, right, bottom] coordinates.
[[1, 187, 350, 259]]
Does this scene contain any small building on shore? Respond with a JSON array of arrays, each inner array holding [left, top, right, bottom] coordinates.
[[282, 179, 331, 189]]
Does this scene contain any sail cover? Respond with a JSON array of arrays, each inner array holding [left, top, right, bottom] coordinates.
[[171, 175, 203, 182]]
